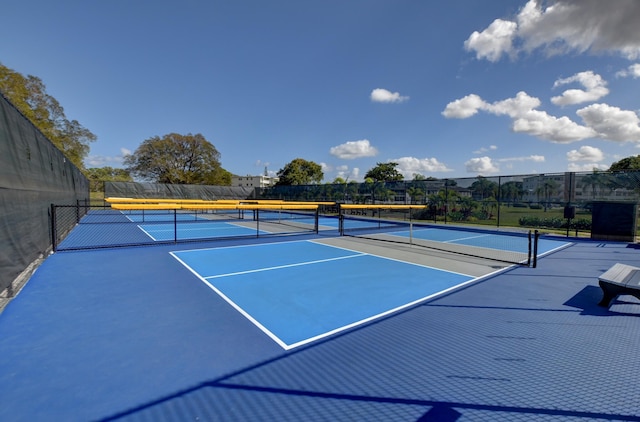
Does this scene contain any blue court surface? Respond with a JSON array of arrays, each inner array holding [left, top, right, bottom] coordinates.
[[141, 221, 264, 241], [2, 230, 640, 421], [171, 240, 475, 349], [388, 227, 563, 255]]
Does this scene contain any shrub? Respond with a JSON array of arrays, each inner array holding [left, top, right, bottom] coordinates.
[[518, 216, 592, 231]]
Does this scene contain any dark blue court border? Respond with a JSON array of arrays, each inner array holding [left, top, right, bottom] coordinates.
[[171, 240, 479, 349]]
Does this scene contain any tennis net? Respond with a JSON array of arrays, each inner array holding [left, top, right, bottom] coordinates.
[[338, 204, 535, 266]]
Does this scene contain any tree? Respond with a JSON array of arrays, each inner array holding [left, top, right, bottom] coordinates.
[[124, 133, 230, 184], [407, 186, 425, 204], [275, 158, 323, 185], [609, 155, 640, 172], [470, 176, 498, 200], [0, 63, 96, 169], [85, 167, 133, 192], [500, 181, 524, 205], [535, 178, 560, 211], [364, 162, 404, 182]]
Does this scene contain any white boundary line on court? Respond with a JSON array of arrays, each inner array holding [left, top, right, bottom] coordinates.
[[137, 225, 158, 241], [169, 238, 509, 350], [170, 251, 291, 349], [202, 253, 366, 279], [285, 266, 507, 350]]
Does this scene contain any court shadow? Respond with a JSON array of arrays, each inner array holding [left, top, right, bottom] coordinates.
[[417, 404, 462, 421], [564, 285, 640, 316]]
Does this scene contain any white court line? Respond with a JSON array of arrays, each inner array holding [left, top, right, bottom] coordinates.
[[445, 233, 491, 243], [142, 225, 254, 233], [203, 253, 366, 280], [137, 225, 158, 241], [170, 251, 291, 349], [170, 239, 511, 350]]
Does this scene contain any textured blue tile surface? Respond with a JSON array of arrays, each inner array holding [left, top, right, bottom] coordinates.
[[1, 238, 640, 421]]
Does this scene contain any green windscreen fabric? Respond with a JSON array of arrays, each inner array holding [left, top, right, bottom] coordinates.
[[0, 93, 89, 294]]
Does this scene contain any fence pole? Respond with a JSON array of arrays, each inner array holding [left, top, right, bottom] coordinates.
[[50, 204, 57, 252], [497, 176, 502, 228]]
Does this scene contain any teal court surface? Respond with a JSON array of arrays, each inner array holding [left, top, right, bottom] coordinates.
[[2, 219, 640, 420]]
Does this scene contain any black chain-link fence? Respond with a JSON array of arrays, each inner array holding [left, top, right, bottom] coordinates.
[[51, 204, 325, 251], [255, 171, 640, 237]]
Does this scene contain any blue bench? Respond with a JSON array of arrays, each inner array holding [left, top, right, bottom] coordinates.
[[598, 263, 640, 307]]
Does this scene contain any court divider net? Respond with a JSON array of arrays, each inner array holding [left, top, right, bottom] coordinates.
[[337, 204, 535, 267], [51, 201, 330, 251]]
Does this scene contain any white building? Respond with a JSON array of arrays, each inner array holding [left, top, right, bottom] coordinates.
[[231, 175, 279, 188]]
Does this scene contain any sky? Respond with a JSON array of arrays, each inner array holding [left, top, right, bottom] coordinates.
[[2, 0, 640, 182]]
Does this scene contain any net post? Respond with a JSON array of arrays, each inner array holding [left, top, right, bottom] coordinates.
[[314, 207, 319, 234], [338, 204, 344, 235], [533, 230, 539, 268], [527, 230, 532, 267], [173, 209, 178, 244], [409, 207, 413, 246], [256, 208, 260, 237], [410, 221, 413, 246]]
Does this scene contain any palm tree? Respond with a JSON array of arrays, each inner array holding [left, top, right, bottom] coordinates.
[[535, 178, 560, 211], [500, 181, 524, 205]]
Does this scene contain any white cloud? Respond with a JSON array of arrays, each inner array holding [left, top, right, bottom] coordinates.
[[351, 167, 360, 180], [465, 156, 500, 174], [566, 145, 604, 162], [568, 162, 609, 172], [512, 110, 597, 143], [443, 91, 596, 143], [498, 155, 545, 163], [370, 88, 409, 103], [85, 147, 131, 167], [616, 63, 640, 78], [334, 165, 360, 182], [391, 156, 452, 178], [441, 94, 486, 118], [464, 19, 518, 62], [329, 139, 378, 159], [473, 145, 498, 154], [465, 0, 640, 61], [576, 103, 640, 142], [551, 71, 609, 106], [485, 91, 542, 117]]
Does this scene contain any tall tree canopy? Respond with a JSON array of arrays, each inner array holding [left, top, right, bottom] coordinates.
[[85, 167, 133, 192], [0, 63, 96, 169], [124, 133, 231, 185], [364, 162, 404, 182], [275, 158, 323, 185], [609, 155, 640, 172]]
